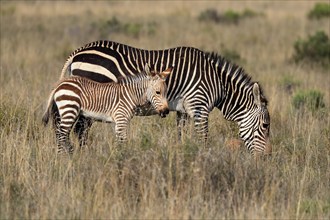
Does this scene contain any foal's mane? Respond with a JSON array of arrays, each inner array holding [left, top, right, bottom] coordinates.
[[117, 72, 148, 84]]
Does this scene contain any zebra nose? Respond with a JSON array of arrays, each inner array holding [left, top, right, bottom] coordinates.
[[160, 108, 169, 118]]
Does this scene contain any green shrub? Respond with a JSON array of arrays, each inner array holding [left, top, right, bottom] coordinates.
[[105, 16, 122, 33], [198, 8, 260, 24], [96, 17, 154, 39], [242, 8, 260, 18], [292, 90, 326, 112], [198, 9, 219, 23], [123, 23, 142, 38], [223, 10, 240, 24], [308, 3, 330, 19], [293, 31, 330, 68]]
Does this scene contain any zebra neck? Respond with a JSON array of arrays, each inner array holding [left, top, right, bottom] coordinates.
[[118, 79, 148, 106], [215, 61, 254, 122], [220, 85, 254, 122]]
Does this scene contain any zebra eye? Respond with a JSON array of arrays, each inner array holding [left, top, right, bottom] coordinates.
[[156, 91, 161, 95], [262, 123, 269, 129]]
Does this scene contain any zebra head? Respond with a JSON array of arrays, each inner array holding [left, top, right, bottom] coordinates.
[[145, 65, 172, 118], [238, 83, 271, 156]]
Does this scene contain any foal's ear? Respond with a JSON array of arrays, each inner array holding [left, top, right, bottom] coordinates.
[[145, 63, 156, 77], [159, 66, 173, 80]]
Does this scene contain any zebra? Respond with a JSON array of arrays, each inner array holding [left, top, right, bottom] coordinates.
[[42, 64, 172, 153], [59, 40, 271, 155]]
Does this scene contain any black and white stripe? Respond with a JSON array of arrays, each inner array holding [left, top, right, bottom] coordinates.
[[60, 40, 271, 155], [43, 66, 171, 153]]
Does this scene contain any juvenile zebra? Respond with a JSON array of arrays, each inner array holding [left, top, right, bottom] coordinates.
[[42, 65, 172, 153]]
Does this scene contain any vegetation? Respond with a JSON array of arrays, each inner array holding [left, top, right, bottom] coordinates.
[[308, 2, 330, 19], [96, 16, 156, 39], [198, 8, 261, 24], [0, 1, 329, 219], [279, 75, 301, 94], [293, 31, 330, 68], [292, 90, 326, 113]]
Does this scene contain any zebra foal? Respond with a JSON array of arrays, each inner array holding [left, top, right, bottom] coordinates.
[[42, 65, 172, 153]]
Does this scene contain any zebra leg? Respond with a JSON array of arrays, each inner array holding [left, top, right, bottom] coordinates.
[[114, 117, 129, 144], [176, 111, 189, 142], [51, 106, 71, 153], [73, 115, 93, 147], [192, 111, 209, 147], [56, 114, 79, 154], [56, 126, 74, 154]]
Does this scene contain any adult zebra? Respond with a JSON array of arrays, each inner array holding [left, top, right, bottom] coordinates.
[[60, 40, 271, 155]]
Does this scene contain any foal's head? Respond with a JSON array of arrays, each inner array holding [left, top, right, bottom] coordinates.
[[144, 65, 172, 117]]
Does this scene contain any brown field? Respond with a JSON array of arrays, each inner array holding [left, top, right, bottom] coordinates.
[[1, 1, 329, 219]]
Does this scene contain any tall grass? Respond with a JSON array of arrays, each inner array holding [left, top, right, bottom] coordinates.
[[1, 1, 329, 219]]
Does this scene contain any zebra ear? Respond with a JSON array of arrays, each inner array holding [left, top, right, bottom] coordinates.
[[253, 83, 261, 107], [159, 66, 173, 80], [144, 64, 156, 77]]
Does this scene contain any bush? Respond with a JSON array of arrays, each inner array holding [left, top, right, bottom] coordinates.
[[96, 16, 155, 39], [198, 8, 260, 24], [292, 90, 326, 112], [105, 16, 122, 33], [223, 10, 241, 24], [293, 31, 330, 68], [123, 23, 142, 38], [198, 9, 219, 23], [242, 9, 260, 18], [308, 3, 330, 19]]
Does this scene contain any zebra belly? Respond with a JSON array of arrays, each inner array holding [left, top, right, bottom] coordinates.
[[169, 97, 196, 118], [81, 110, 114, 123], [169, 98, 186, 112]]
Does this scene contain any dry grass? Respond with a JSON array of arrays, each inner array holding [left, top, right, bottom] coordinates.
[[1, 1, 329, 219]]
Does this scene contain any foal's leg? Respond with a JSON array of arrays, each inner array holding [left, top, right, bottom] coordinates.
[[56, 109, 79, 154], [73, 115, 93, 147], [114, 115, 130, 144]]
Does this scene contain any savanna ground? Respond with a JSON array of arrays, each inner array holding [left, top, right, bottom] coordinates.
[[1, 1, 329, 219]]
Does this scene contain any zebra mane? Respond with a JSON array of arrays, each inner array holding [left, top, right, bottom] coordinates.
[[207, 52, 268, 105], [116, 72, 148, 85]]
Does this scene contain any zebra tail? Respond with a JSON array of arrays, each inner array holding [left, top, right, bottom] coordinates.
[[42, 88, 56, 126]]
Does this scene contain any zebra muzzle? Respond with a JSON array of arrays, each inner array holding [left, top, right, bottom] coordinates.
[[159, 108, 169, 118]]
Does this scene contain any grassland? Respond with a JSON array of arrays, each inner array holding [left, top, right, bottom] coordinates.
[[1, 1, 329, 219]]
